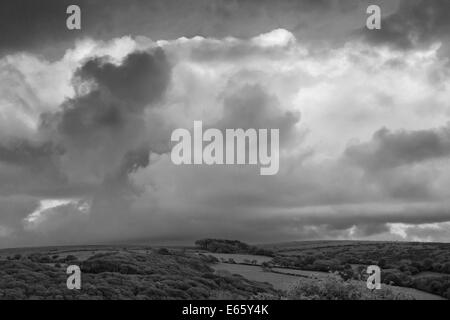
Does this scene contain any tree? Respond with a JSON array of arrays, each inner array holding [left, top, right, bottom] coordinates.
[[422, 259, 433, 271], [261, 262, 271, 272], [157, 248, 170, 255], [377, 258, 386, 268]]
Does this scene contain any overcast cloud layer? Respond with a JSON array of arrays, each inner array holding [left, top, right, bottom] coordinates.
[[1, 0, 450, 248]]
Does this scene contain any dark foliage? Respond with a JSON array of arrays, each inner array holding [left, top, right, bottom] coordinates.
[[195, 239, 275, 257], [0, 250, 278, 300], [267, 241, 450, 299]]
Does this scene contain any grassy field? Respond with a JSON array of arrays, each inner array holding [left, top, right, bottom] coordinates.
[[212, 262, 444, 300], [213, 263, 301, 291]]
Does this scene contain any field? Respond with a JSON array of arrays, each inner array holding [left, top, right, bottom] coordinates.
[[213, 263, 302, 291], [195, 239, 450, 299], [0, 239, 449, 300], [212, 262, 444, 300]]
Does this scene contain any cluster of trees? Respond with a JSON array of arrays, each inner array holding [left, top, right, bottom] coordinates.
[[413, 276, 450, 299], [381, 270, 450, 299], [195, 239, 274, 256], [390, 258, 450, 275], [269, 255, 346, 272], [296, 242, 450, 275], [268, 242, 450, 299], [0, 249, 279, 300]]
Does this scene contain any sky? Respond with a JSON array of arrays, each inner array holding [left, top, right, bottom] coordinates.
[[1, 0, 450, 248]]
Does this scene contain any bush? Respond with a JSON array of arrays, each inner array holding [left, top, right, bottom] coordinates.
[[198, 254, 219, 264], [65, 255, 78, 262], [195, 239, 274, 257], [0, 250, 280, 300], [382, 272, 400, 285], [157, 248, 170, 255], [445, 288, 450, 299], [287, 276, 413, 300]]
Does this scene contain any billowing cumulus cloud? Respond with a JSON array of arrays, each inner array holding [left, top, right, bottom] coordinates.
[[47, 48, 170, 183], [1, 1, 450, 247]]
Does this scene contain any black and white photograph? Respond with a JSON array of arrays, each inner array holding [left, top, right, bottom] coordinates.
[[0, 0, 449, 308]]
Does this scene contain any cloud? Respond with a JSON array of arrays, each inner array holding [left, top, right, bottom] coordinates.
[[215, 83, 301, 146], [74, 49, 169, 109], [0, 0, 400, 59], [0, 225, 13, 238], [345, 124, 450, 171], [2, 25, 450, 247], [0, 140, 67, 197], [0, 140, 61, 168], [23, 198, 90, 233], [342, 124, 450, 201], [0, 46, 174, 245], [186, 29, 298, 62], [42, 48, 171, 187], [0, 47, 172, 198], [360, 0, 450, 49], [388, 222, 450, 242]]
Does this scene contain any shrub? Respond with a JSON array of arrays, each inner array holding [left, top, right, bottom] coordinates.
[[287, 276, 413, 300], [157, 248, 170, 255], [65, 255, 77, 262], [195, 239, 274, 257]]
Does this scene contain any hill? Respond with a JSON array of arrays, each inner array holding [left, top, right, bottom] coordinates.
[[0, 247, 277, 300]]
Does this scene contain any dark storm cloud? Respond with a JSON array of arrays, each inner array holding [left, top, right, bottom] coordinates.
[[0, 0, 359, 57], [345, 125, 450, 171], [54, 49, 169, 143], [75, 49, 169, 110], [124, 201, 450, 244], [0, 140, 62, 167], [226, 203, 450, 241], [0, 0, 83, 56], [361, 0, 450, 49], [0, 47, 173, 248], [119, 147, 152, 175], [49, 48, 171, 182], [0, 48, 171, 200], [296, 205, 450, 226]]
